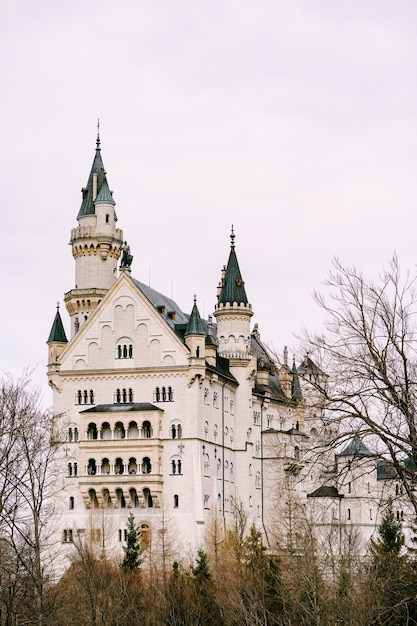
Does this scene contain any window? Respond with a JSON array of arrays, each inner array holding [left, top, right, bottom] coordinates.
[[142, 457, 152, 474], [117, 344, 133, 359], [143, 488, 153, 508], [69, 497, 74, 510], [174, 494, 179, 508], [213, 392, 218, 408], [171, 422, 182, 439], [255, 472, 261, 489], [115, 388, 133, 404], [347, 508, 351, 520], [204, 495, 210, 509], [76, 389, 94, 405], [253, 411, 260, 425], [142, 421, 152, 438], [63, 529, 73, 543], [294, 446, 300, 460], [204, 388, 209, 404]]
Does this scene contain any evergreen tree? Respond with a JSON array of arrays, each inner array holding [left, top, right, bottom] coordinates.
[[371, 498, 404, 558], [121, 513, 142, 572], [192, 548, 210, 582]]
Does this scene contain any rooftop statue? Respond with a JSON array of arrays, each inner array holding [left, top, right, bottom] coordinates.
[[120, 241, 133, 269]]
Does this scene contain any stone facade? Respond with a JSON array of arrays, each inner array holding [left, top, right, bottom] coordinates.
[[47, 136, 413, 575]]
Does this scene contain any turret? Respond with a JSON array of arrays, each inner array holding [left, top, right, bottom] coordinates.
[[185, 296, 206, 382], [47, 303, 68, 377], [213, 227, 253, 360], [64, 127, 123, 337]]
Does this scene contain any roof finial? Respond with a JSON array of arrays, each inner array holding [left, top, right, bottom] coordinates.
[[56, 301, 60, 311], [230, 224, 235, 249], [96, 118, 101, 150], [193, 294, 197, 305]]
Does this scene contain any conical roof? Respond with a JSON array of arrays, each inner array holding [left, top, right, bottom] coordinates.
[[77, 131, 111, 218], [218, 227, 248, 305], [95, 178, 115, 204], [47, 305, 68, 343], [185, 297, 205, 336]]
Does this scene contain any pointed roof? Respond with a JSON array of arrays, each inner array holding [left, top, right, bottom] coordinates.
[[77, 129, 112, 218], [95, 178, 115, 204], [291, 357, 303, 401], [218, 227, 249, 305], [307, 485, 344, 499], [185, 297, 205, 336], [338, 436, 373, 457], [47, 305, 68, 343]]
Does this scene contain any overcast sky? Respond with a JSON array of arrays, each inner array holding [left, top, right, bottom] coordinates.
[[1, 0, 417, 405]]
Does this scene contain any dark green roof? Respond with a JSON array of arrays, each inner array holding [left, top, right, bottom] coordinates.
[[77, 134, 111, 218], [185, 299, 205, 336], [81, 403, 161, 413], [218, 229, 249, 305], [47, 307, 68, 343], [95, 178, 115, 204], [338, 436, 372, 457], [307, 485, 344, 499]]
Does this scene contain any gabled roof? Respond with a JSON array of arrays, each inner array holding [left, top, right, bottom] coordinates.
[[132, 279, 189, 328], [47, 306, 68, 343], [218, 228, 249, 305], [307, 485, 344, 499], [185, 298, 205, 336], [77, 133, 111, 218]]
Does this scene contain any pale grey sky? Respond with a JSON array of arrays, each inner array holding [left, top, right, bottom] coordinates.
[[1, 0, 417, 404]]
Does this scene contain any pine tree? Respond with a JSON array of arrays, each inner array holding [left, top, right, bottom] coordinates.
[[121, 513, 142, 572], [371, 498, 404, 558]]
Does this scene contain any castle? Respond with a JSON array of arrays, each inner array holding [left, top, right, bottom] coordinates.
[[47, 132, 411, 572]]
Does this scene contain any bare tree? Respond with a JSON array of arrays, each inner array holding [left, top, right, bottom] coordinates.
[[305, 254, 417, 516], [0, 372, 59, 626]]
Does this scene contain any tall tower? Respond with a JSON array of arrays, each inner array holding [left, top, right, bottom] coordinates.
[[64, 128, 123, 337], [214, 227, 254, 359]]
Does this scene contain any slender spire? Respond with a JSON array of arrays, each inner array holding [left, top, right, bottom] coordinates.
[[291, 356, 302, 401], [217, 227, 248, 305], [185, 296, 205, 336], [47, 303, 68, 343], [96, 118, 100, 150]]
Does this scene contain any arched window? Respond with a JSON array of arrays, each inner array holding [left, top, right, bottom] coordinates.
[[89, 489, 98, 508], [115, 422, 125, 439], [89, 390, 94, 404], [178, 459, 182, 475], [172, 460, 176, 474], [77, 390, 82, 404], [88, 459, 96, 475], [116, 388, 121, 403], [142, 421, 151, 438], [101, 423, 111, 440], [128, 421, 139, 438], [74, 462, 78, 476], [129, 488, 139, 507], [155, 387, 160, 402], [69, 496, 74, 510], [117, 345, 122, 359], [177, 424, 182, 438], [255, 472, 261, 488], [162, 387, 167, 401], [196, 346, 200, 357], [68, 427, 73, 442], [115, 458, 124, 475], [87, 423, 97, 440], [123, 344, 128, 358], [101, 458, 110, 474], [128, 388, 133, 403], [105, 213, 109, 223], [143, 488, 153, 508], [172, 425, 177, 439], [142, 457, 152, 474], [128, 458, 137, 474], [122, 388, 127, 403], [174, 494, 179, 508], [294, 446, 300, 460], [128, 344, 133, 358], [168, 386, 173, 401], [68, 463, 72, 477], [83, 390, 88, 404], [116, 488, 126, 508]]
